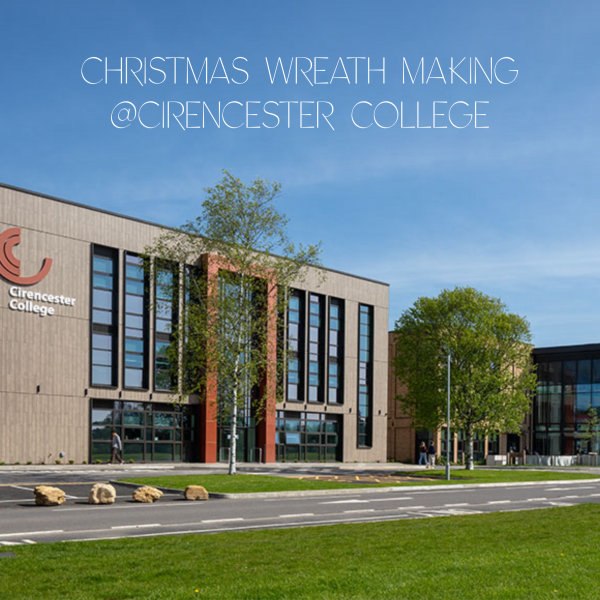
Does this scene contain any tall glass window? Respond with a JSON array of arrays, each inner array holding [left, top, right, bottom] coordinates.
[[534, 355, 600, 455], [91, 246, 118, 387], [91, 399, 197, 462], [358, 304, 373, 447], [275, 411, 340, 462], [308, 294, 324, 403], [286, 291, 304, 401], [124, 253, 148, 389], [328, 298, 344, 404], [155, 266, 176, 391]]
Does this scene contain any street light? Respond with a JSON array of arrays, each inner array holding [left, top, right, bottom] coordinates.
[[445, 351, 451, 481]]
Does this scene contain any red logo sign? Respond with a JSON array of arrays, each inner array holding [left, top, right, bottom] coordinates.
[[0, 227, 53, 286]]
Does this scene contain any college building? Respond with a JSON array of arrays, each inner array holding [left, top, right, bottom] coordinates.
[[0, 183, 389, 465], [528, 344, 600, 456], [387, 335, 600, 464], [387, 332, 528, 464]]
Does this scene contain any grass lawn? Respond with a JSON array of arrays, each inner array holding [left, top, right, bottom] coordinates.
[[395, 469, 600, 484], [119, 469, 600, 494], [2, 504, 600, 599]]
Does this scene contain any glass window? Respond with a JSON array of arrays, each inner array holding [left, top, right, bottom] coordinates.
[[358, 304, 373, 446], [276, 412, 340, 462], [93, 333, 112, 351], [328, 299, 343, 404], [577, 360, 591, 393], [126, 314, 143, 329], [93, 289, 113, 310], [93, 309, 112, 325], [126, 295, 144, 315], [156, 319, 172, 334], [126, 279, 144, 295], [125, 353, 144, 368], [125, 368, 143, 388], [92, 366, 112, 386], [126, 264, 144, 280], [286, 291, 303, 402], [91, 409, 113, 427], [123, 411, 145, 426], [93, 273, 113, 290], [93, 256, 113, 275], [92, 349, 112, 367]]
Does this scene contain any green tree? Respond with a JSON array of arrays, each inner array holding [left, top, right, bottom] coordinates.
[[147, 171, 322, 475], [393, 287, 536, 470]]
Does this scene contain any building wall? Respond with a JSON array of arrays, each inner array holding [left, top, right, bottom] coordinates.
[[387, 331, 525, 464], [287, 271, 389, 463], [387, 333, 416, 462], [0, 184, 389, 463]]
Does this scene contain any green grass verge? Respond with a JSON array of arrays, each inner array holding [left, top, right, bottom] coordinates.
[[395, 469, 600, 484], [2, 505, 600, 599], [119, 469, 600, 494]]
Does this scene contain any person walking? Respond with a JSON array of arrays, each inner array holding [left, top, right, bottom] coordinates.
[[427, 441, 436, 469], [418, 441, 428, 466], [110, 430, 124, 464]]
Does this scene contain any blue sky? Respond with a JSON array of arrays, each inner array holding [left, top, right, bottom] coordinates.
[[1, 1, 599, 346]]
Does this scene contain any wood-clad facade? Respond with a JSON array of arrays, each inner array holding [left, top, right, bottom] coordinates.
[[0, 183, 389, 464]]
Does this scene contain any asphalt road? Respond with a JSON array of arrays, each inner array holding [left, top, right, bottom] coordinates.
[[1, 468, 600, 545]]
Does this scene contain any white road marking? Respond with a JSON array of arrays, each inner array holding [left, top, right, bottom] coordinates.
[[0, 541, 27, 546], [111, 524, 162, 530], [56, 502, 192, 512], [547, 502, 574, 507], [487, 500, 511, 504], [10, 485, 35, 492], [427, 508, 483, 516], [320, 499, 371, 505], [278, 513, 315, 518], [557, 496, 580, 500], [368, 497, 414, 502], [397, 505, 426, 510], [343, 509, 375, 514], [411, 489, 477, 494], [589, 493, 600, 497], [444, 503, 469, 507], [526, 498, 547, 502], [545, 487, 596, 491], [0, 530, 64, 538], [264, 495, 362, 502], [201, 518, 244, 524], [22, 540, 36, 545], [0, 498, 34, 504]]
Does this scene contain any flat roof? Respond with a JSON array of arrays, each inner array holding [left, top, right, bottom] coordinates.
[[533, 343, 600, 355], [0, 180, 389, 287]]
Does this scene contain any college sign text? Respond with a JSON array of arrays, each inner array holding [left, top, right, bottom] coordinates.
[[1, 227, 77, 317]]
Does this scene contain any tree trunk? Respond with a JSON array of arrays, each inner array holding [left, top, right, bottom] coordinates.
[[229, 395, 238, 475], [465, 428, 474, 470]]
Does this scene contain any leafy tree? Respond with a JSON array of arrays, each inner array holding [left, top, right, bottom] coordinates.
[[147, 171, 322, 474], [393, 286, 536, 470]]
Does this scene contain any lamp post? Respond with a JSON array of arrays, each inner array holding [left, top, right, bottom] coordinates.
[[446, 351, 451, 481]]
